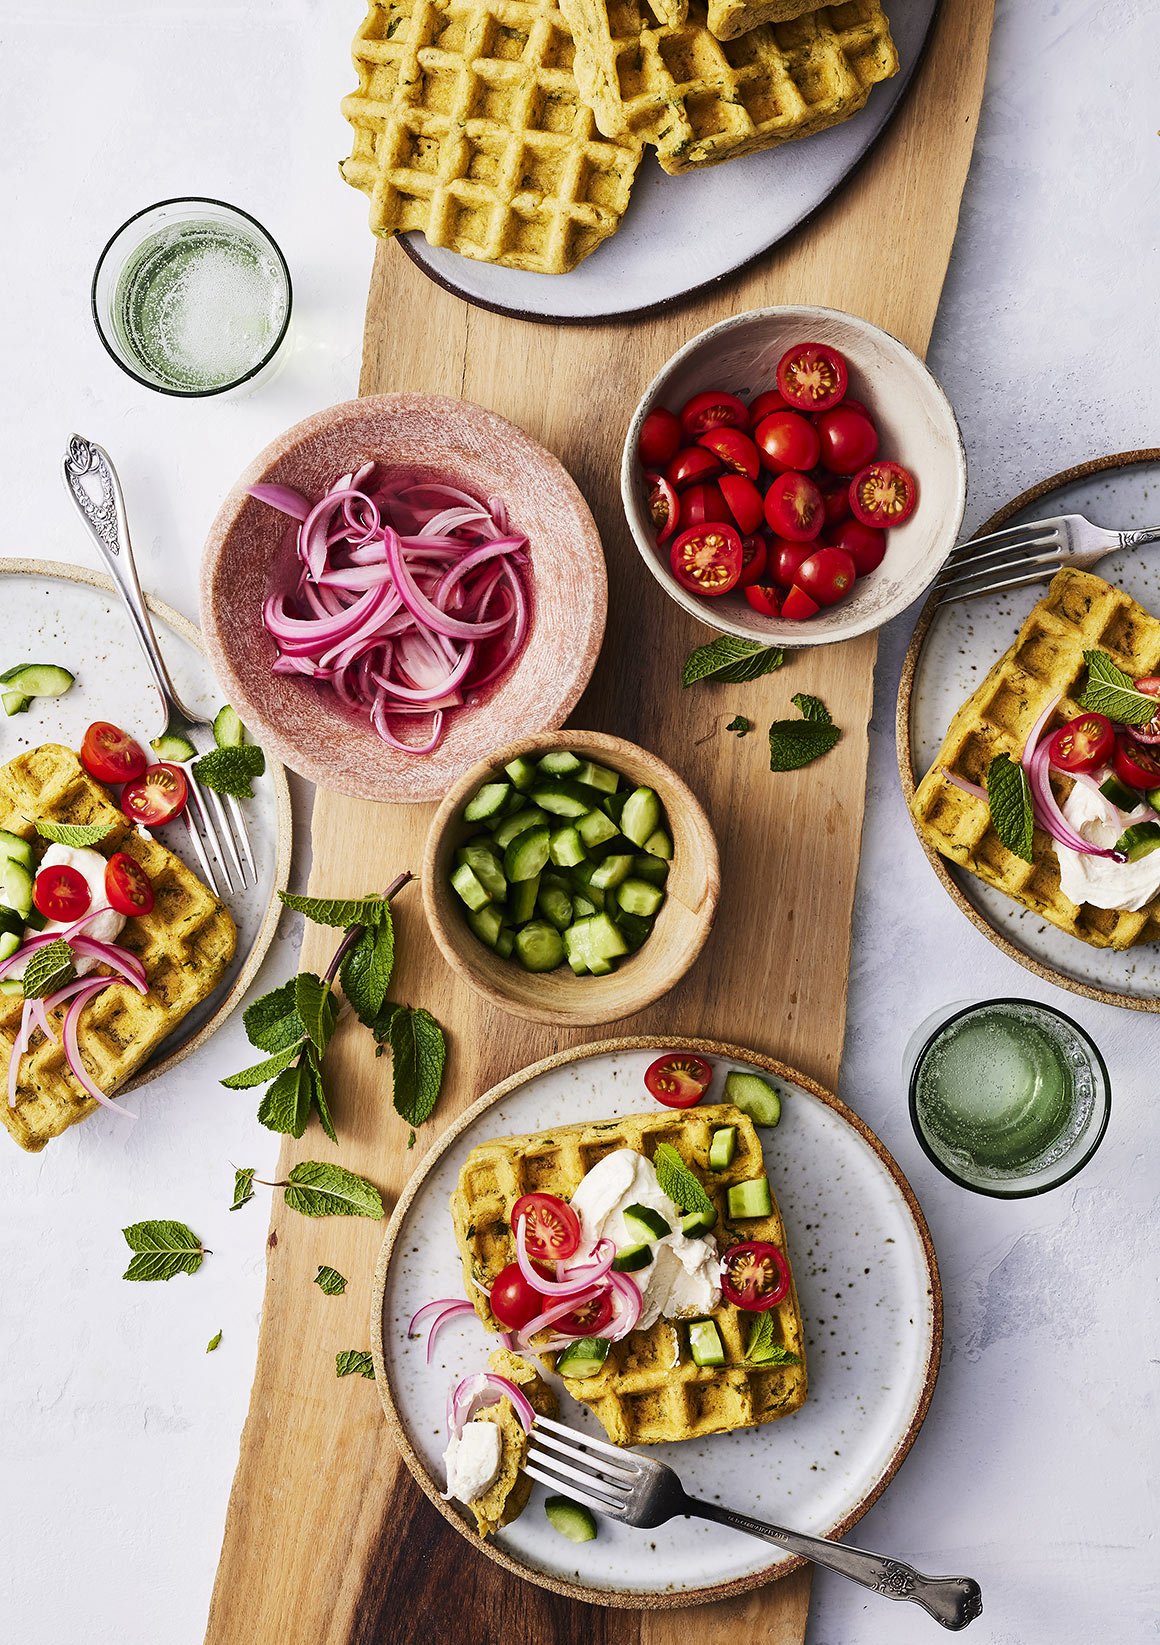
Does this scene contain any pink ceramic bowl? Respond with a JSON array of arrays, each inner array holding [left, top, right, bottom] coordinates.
[[200, 395, 607, 803]]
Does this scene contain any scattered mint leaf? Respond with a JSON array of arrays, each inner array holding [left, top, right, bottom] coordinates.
[[257, 1063, 314, 1137], [283, 1161, 384, 1219], [336, 1350, 375, 1379], [279, 890, 389, 929], [407, 1130, 416, 1150], [294, 972, 338, 1057], [792, 693, 831, 725], [986, 753, 1035, 863], [744, 1313, 801, 1366], [122, 1220, 207, 1282], [221, 1042, 303, 1090], [652, 1142, 714, 1217], [304, 1045, 337, 1145], [315, 1264, 347, 1296], [243, 981, 305, 1053], [388, 1006, 446, 1128], [22, 939, 76, 1000], [190, 743, 265, 800], [230, 1167, 255, 1211], [35, 819, 115, 847], [725, 716, 751, 737], [683, 636, 784, 687], [206, 1329, 222, 1353], [1078, 650, 1158, 727], [339, 914, 395, 1027], [768, 696, 841, 771]]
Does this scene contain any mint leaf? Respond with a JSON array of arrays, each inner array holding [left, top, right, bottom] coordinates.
[[1078, 650, 1158, 727], [283, 1161, 384, 1219], [190, 743, 265, 800], [683, 636, 784, 687], [206, 1329, 222, 1353], [725, 715, 751, 737], [22, 939, 76, 1000], [315, 1264, 347, 1296], [230, 1167, 255, 1211], [303, 1046, 336, 1144], [986, 753, 1035, 863], [792, 692, 831, 725], [221, 1042, 303, 1090], [339, 915, 395, 1027], [279, 891, 389, 929], [767, 717, 841, 771], [336, 1350, 375, 1379], [294, 973, 338, 1056], [652, 1142, 714, 1217], [388, 1006, 446, 1128], [744, 1314, 800, 1365], [35, 819, 116, 847], [243, 981, 305, 1053], [257, 1063, 314, 1137], [122, 1220, 207, 1282]]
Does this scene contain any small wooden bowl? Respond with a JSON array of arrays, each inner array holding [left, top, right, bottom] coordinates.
[[422, 730, 719, 1026]]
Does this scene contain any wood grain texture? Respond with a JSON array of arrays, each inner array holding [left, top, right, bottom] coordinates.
[[204, 1, 993, 1640]]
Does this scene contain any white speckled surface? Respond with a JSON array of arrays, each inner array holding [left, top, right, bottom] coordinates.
[[2, 3, 1158, 1643]]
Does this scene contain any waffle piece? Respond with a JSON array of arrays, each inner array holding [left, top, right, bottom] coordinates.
[[451, 1103, 807, 1445], [463, 1350, 558, 1536], [0, 745, 237, 1151], [708, 0, 824, 44], [341, 0, 642, 274], [559, 0, 898, 175], [912, 569, 1160, 951]]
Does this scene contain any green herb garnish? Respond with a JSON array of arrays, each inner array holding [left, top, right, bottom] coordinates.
[[336, 1350, 375, 1379], [791, 693, 831, 724], [122, 1220, 207, 1282], [230, 1167, 255, 1211], [986, 753, 1035, 863], [35, 819, 116, 847], [726, 716, 751, 737], [280, 1161, 384, 1219], [768, 695, 841, 771], [314, 1265, 348, 1296], [683, 636, 784, 687], [1078, 650, 1158, 727], [744, 1314, 801, 1366], [279, 890, 395, 929], [386, 1006, 446, 1128], [190, 743, 265, 799], [206, 1329, 223, 1353], [21, 939, 76, 1000], [652, 1142, 714, 1217]]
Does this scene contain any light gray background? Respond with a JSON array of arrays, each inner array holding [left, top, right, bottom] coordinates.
[[2, 2, 1157, 1641]]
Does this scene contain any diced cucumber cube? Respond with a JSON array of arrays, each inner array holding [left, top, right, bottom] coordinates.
[[537, 884, 573, 932], [537, 750, 582, 776], [602, 790, 627, 824], [708, 1126, 737, 1170], [0, 830, 33, 870], [616, 878, 664, 918], [563, 923, 591, 975], [515, 920, 566, 973], [504, 825, 550, 882], [643, 828, 673, 860], [611, 1241, 653, 1272], [2, 859, 34, 919], [466, 904, 504, 948], [555, 1337, 610, 1380], [576, 808, 619, 849], [151, 732, 196, 762], [0, 663, 75, 699], [451, 863, 491, 912], [530, 781, 590, 819], [545, 1496, 599, 1543], [622, 1203, 670, 1241], [585, 913, 628, 963], [574, 760, 619, 794], [492, 807, 548, 848], [631, 854, 669, 887], [621, 786, 662, 848], [504, 756, 538, 792], [464, 780, 511, 823], [549, 825, 586, 868], [494, 928, 515, 960], [723, 1070, 782, 1127], [572, 893, 596, 919], [726, 1177, 774, 1219], [509, 873, 541, 925], [611, 908, 652, 952], [2, 692, 29, 717], [459, 839, 506, 901], [589, 853, 634, 891], [0, 931, 20, 964], [680, 1207, 717, 1237], [213, 703, 246, 748], [688, 1320, 725, 1368]]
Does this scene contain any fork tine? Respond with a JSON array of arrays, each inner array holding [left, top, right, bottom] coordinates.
[[534, 1414, 639, 1464], [529, 1429, 639, 1483], [523, 1459, 630, 1516], [199, 780, 245, 887], [947, 516, 1065, 560], [937, 562, 1068, 605], [226, 794, 257, 886], [185, 780, 235, 894], [527, 1443, 633, 1499], [936, 546, 1068, 598], [936, 532, 1062, 584], [181, 811, 222, 895]]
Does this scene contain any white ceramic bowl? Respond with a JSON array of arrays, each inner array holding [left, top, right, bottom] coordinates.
[[622, 306, 967, 647]]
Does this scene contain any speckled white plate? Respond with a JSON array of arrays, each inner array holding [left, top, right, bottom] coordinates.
[[1, 559, 291, 1086], [372, 1038, 941, 1607], [900, 452, 1160, 1012]]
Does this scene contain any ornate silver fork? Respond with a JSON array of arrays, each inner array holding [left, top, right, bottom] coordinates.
[[61, 435, 256, 894], [525, 1416, 983, 1631], [933, 512, 1160, 605]]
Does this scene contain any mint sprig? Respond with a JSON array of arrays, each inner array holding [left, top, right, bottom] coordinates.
[[388, 1006, 446, 1128], [281, 1161, 384, 1218], [792, 693, 831, 725], [652, 1142, 714, 1217], [190, 743, 265, 799], [122, 1220, 207, 1282], [35, 819, 116, 847], [744, 1314, 801, 1366], [22, 939, 76, 1000], [1078, 650, 1158, 727], [683, 636, 784, 687], [279, 890, 392, 929], [986, 753, 1035, 863], [768, 694, 841, 771]]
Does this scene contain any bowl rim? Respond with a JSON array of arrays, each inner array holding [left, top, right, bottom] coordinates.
[[620, 303, 968, 648], [199, 393, 608, 804], [421, 728, 720, 1026]]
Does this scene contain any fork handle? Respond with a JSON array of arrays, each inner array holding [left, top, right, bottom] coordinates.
[[1118, 527, 1160, 548], [683, 1497, 982, 1630]]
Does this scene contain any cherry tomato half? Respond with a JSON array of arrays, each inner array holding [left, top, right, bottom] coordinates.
[[825, 518, 887, 577], [815, 405, 879, 475], [121, 763, 189, 826], [797, 546, 856, 607], [744, 584, 782, 617], [769, 539, 812, 589], [104, 852, 155, 917], [489, 1262, 546, 1331], [645, 471, 680, 543], [754, 410, 820, 475], [1128, 677, 1160, 745], [698, 426, 761, 482], [1113, 735, 1160, 791], [719, 473, 765, 535], [639, 406, 681, 469], [737, 533, 769, 588], [670, 523, 743, 597], [763, 472, 824, 542], [776, 342, 848, 413], [644, 1051, 713, 1108], [33, 863, 92, 923], [680, 482, 731, 529], [1046, 714, 1116, 775], [719, 1241, 791, 1311], [748, 389, 788, 427], [512, 1192, 582, 1261], [556, 1288, 617, 1338], [667, 446, 722, 489], [80, 721, 148, 785], [780, 584, 821, 621], [679, 389, 748, 439], [850, 461, 918, 527]]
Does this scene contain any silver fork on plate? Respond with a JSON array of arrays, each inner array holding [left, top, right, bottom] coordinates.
[[525, 1416, 983, 1631], [61, 435, 256, 895], [932, 512, 1160, 605]]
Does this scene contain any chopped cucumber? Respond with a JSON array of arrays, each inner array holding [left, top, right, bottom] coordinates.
[[680, 1206, 718, 1237], [631, 853, 669, 887], [723, 1070, 782, 1127], [509, 873, 540, 925], [589, 853, 633, 891], [576, 808, 619, 849], [708, 1126, 737, 1170], [1148, 786, 1160, 815], [212, 704, 246, 748], [151, 732, 196, 762], [555, 1338, 611, 1380], [504, 755, 537, 792], [0, 906, 24, 940], [2, 692, 29, 717], [571, 893, 597, 920], [602, 789, 627, 824], [492, 806, 548, 849], [563, 923, 591, 975], [545, 1496, 599, 1543], [530, 781, 590, 819], [1115, 821, 1160, 860], [460, 840, 506, 901], [495, 927, 515, 960], [585, 913, 628, 963], [537, 749, 582, 776], [574, 760, 619, 794], [0, 931, 20, 964], [688, 1320, 725, 1368], [0, 976, 22, 995], [515, 920, 566, 972], [611, 908, 652, 952], [451, 862, 491, 912], [1, 859, 33, 919], [616, 878, 664, 918], [504, 825, 550, 882], [643, 828, 673, 860], [0, 663, 75, 700], [611, 1241, 653, 1272], [1101, 775, 1141, 811], [464, 780, 511, 823], [621, 786, 662, 848], [466, 904, 505, 948], [537, 884, 573, 932], [0, 830, 33, 870], [727, 1177, 773, 1219], [549, 825, 585, 868], [622, 1203, 670, 1241]]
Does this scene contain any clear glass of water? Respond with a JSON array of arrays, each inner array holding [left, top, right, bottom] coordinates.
[[91, 198, 292, 397], [904, 998, 1111, 1198]]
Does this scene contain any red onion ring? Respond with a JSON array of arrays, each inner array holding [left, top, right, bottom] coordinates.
[[515, 1218, 614, 1297]]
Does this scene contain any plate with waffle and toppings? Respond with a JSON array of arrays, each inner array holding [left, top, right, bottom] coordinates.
[[338, 0, 936, 320], [371, 1038, 939, 1606]]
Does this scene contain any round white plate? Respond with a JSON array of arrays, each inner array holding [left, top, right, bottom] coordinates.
[[373, 1038, 940, 1607], [900, 452, 1160, 1012], [401, 1, 938, 322], [2, 559, 292, 1084]]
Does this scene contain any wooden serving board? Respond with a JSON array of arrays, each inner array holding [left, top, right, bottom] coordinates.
[[205, 4, 993, 1641]]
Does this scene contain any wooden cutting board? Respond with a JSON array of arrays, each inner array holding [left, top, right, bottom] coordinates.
[[205, 3, 993, 1640]]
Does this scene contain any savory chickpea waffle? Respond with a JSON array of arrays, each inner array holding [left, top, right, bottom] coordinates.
[[466, 1350, 558, 1536], [911, 568, 1160, 950], [707, 0, 825, 44], [451, 1103, 807, 1445], [341, 0, 643, 274], [0, 745, 237, 1152], [557, 0, 898, 176]]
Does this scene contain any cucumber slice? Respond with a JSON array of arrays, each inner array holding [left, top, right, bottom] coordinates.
[[621, 786, 662, 848], [515, 920, 566, 972], [571, 893, 596, 920], [466, 904, 505, 948], [0, 976, 22, 996], [611, 1240, 654, 1272], [555, 1337, 610, 1379], [1148, 786, 1160, 816], [549, 825, 586, 868], [529, 781, 590, 819], [1115, 821, 1160, 861], [151, 732, 196, 762], [0, 906, 24, 941], [723, 1070, 782, 1127], [623, 1202, 670, 1241], [589, 853, 633, 891], [631, 853, 669, 887], [708, 1126, 737, 1170], [642, 828, 673, 860], [1100, 774, 1141, 811], [537, 883, 573, 932], [616, 878, 664, 918], [494, 927, 515, 960], [576, 808, 619, 849], [450, 862, 491, 912], [611, 908, 652, 952], [0, 830, 33, 870], [464, 780, 511, 823], [2, 691, 30, 717], [574, 760, 619, 794], [688, 1320, 725, 1368], [602, 790, 627, 825], [537, 750, 582, 776], [459, 840, 507, 901], [212, 704, 246, 748], [563, 922, 591, 975], [504, 755, 537, 792], [504, 825, 550, 882], [680, 1206, 718, 1237], [726, 1177, 773, 1219], [545, 1496, 599, 1543], [0, 931, 20, 964], [492, 807, 548, 849], [0, 663, 75, 699], [585, 913, 628, 963], [509, 873, 541, 925], [1, 859, 33, 919]]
